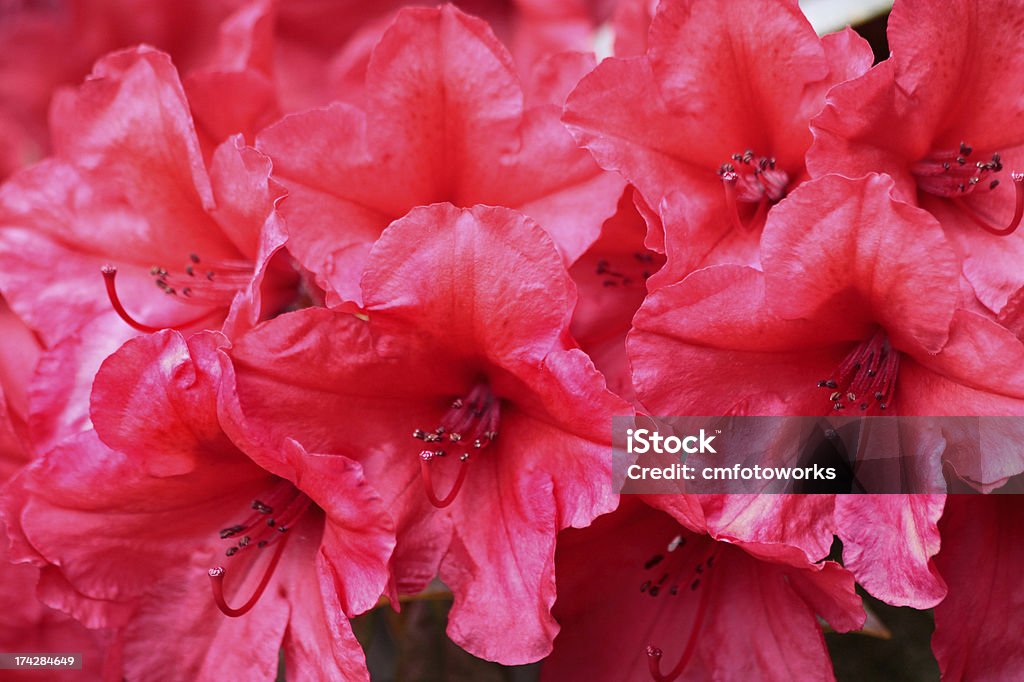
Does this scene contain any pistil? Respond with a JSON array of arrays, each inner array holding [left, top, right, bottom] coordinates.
[[642, 538, 720, 681], [207, 481, 312, 617], [100, 252, 254, 333]]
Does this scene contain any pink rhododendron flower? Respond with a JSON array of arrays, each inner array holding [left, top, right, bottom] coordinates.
[[0, 47, 296, 452], [631, 174, 1024, 480], [224, 204, 629, 663], [809, 0, 1024, 314], [269, 0, 615, 112], [629, 174, 1024, 607], [256, 4, 624, 304], [1, 1, 1021, 677], [4, 329, 393, 680], [0, 299, 111, 679], [0, 297, 41, 445], [564, 0, 873, 285], [608, 0, 658, 57], [569, 189, 664, 402], [932, 494, 1024, 679], [0, 0, 614, 182], [544, 499, 864, 681], [1, 455, 113, 681], [0, 0, 252, 180]]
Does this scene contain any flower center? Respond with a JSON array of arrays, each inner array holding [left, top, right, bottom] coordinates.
[[717, 149, 791, 233], [912, 142, 1024, 236], [413, 383, 500, 508], [101, 252, 255, 333], [207, 479, 312, 617], [594, 253, 658, 289], [642, 533, 719, 682], [816, 328, 899, 414]]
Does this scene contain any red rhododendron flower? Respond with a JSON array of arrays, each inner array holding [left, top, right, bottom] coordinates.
[[569, 189, 665, 402], [2, 1, 1022, 677], [932, 494, 1024, 679], [629, 174, 1024, 607], [0, 299, 110, 680], [0, 0, 254, 180], [544, 499, 864, 681], [224, 204, 629, 663], [631, 174, 1024, 480], [608, 0, 658, 57], [270, 0, 615, 113], [3, 329, 394, 680], [0, 0, 613, 183], [809, 0, 1024, 314], [0, 297, 40, 445], [0, 47, 295, 452], [563, 0, 873, 285], [256, 4, 624, 304], [1, 449, 113, 681], [0, 47, 291, 342]]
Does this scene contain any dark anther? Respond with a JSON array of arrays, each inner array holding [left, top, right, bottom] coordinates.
[[644, 554, 664, 570]]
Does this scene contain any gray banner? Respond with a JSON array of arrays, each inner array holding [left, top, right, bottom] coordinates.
[[613, 416, 1024, 494], [0, 653, 83, 670]]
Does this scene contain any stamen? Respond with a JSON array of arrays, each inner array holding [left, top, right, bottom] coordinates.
[[208, 537, 289, 618], [414, 383, 500, 508], [101, 266, 216, 334], [716, 150, 790, 232], [817, 328, 898, 414], [914, 143, 1023, 235], [150, 254, 254, 307]]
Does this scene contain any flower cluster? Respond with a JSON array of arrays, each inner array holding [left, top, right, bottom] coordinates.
[[0, 1, 1021, 680]]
